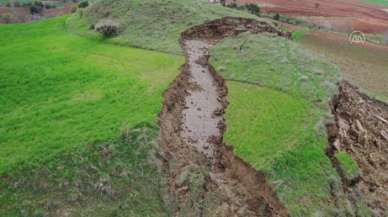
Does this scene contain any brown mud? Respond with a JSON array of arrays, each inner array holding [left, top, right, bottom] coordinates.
[[158, 17, 290, 217], [326, 81, 388, 217]]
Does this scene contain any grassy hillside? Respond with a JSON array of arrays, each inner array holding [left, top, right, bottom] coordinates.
[[0, 16, 182, 174], [66, 0, 254, 54], [68, 0, 350, 212], [1, 0, 364, 216], [0, 16, 182, 217], [209, 33, 347, 215], [300, 33, 388, 103], [0, 123, 170, 217]]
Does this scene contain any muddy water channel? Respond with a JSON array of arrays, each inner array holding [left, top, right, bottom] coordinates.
[[181, 40, 222, 161]]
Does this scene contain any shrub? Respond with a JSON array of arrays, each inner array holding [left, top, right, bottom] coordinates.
[[274, 13, 280, 21], [29, 1, 43, 14], [244, 3, 260, 15], [229, 3, 260, 16], [78, 1, 88, 8], [94, 19, 121, 37]]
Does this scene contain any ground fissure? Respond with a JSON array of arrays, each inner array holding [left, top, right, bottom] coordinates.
[[326, 82, 388, 216], [158, 17, 290, 217]]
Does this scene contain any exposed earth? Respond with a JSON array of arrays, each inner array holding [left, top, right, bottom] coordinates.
[[158, 15, 388, 217], [232, 0, 388, 33], [158, 17, 290, 217], [327, 82, 388, 217]]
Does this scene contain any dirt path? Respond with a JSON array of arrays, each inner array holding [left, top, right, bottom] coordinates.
[[158, 17, 290, 217]]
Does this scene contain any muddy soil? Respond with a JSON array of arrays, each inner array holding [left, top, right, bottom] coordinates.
[[158, 17, 289, 217], [327, 81, 388, 216], [233, 0, 388, 33]]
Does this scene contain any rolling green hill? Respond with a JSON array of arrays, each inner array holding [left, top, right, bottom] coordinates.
[[68, 0, 361, 214], [0, 0, 367, 216], [209, 33, 343, 215], [0, 16, 182, 173], [66, 0, 255, 54], [0, 16, 181, 217]]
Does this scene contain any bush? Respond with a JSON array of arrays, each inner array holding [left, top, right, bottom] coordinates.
[[244, 3, 260, 15], [29, 1, 43, 14], [229, 3, 260, 16], [78, 1, 88, 8], [274, 13, 280, 21], [94, 19, 121, 37]]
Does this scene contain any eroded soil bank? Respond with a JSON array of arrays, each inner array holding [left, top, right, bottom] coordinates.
[[327, 81, 388, 216], [158, 17, 290, 217]]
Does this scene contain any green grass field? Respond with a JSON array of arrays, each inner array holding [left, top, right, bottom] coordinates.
[[225, 82, 312, 170], [210, 33, 349, 215], [1, 123, 170, 217], [0, 0, 367, 215], [0, 16, 182, 174], [0, 16, 182, 217]]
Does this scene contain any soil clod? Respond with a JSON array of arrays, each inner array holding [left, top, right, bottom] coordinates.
[[327, 81, 388, 216]]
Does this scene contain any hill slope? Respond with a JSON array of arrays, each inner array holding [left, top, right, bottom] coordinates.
[[67, 0, 255, 53], [1, 0, 376, 216], [69, 1, 359, 215]]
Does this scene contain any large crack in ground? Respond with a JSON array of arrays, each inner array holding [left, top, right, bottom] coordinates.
[[158, 17, 290, 217], [326, 81, 388, 217]]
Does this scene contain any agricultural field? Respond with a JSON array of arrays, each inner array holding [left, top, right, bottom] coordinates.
[[300, 31, 388, 102], [1, 0, 387, 216]]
